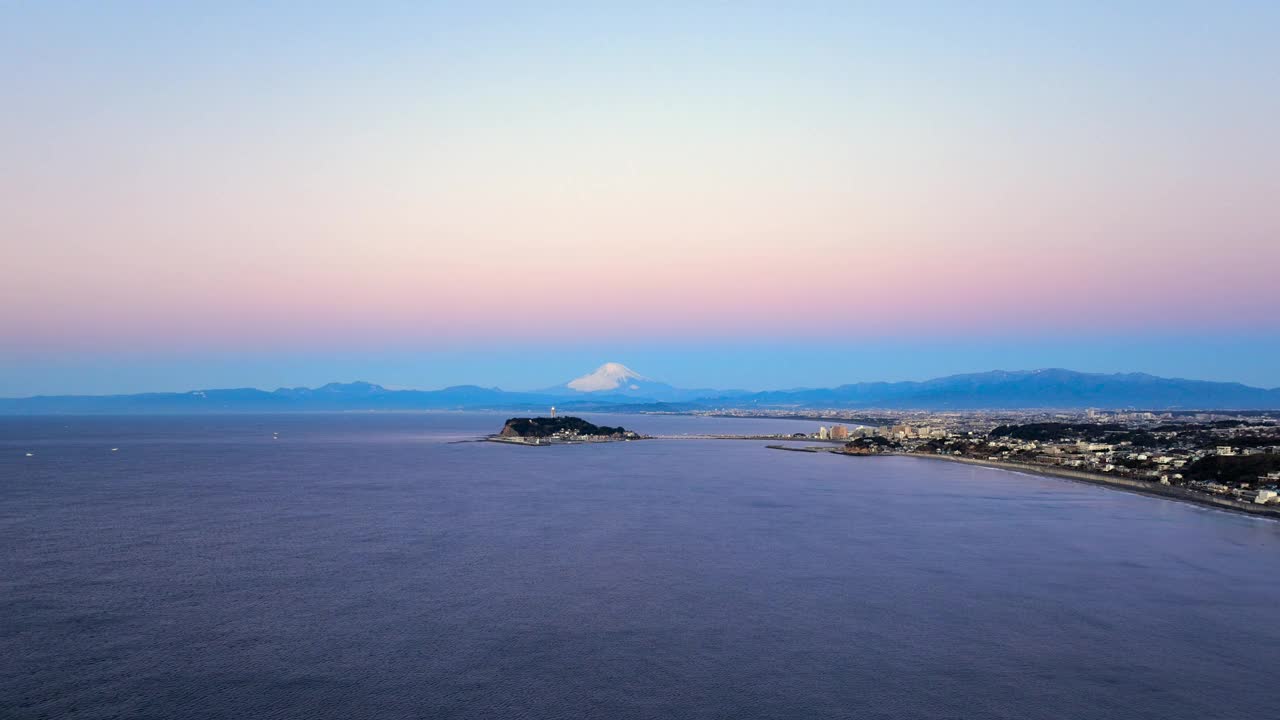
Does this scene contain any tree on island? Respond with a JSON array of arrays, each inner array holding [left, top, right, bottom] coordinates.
[[499, 416, 631, 439]]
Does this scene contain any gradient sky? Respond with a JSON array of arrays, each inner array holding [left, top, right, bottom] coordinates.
[[3, 2, 1278, 395]]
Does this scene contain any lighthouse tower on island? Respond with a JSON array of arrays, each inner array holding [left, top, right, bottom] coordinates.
[[550, 406, 557, 418]]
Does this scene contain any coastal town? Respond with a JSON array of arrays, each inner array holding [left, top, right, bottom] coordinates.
[[490, 408, 1280, 516], [734, 408, 1280, 514]]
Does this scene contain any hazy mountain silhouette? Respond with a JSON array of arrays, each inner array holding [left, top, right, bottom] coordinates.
[[717, 369, 1280, 410], [2, 368, 1278, 414]]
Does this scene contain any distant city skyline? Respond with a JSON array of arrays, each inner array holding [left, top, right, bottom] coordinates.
[[3, 3, 1277, 395]]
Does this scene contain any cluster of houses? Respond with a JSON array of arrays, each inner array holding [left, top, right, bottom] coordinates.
[[800, 411, 1280, 505], [1190, 470, 1280, 504], [925, 436, 1280, 505], [818, 424, 949, 441]]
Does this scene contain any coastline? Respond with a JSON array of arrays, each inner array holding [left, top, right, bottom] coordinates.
[[897, 452, 1280, 521], [486, 431, 648, 446]]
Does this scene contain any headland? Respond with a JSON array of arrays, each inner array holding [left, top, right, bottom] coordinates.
[[489, 416, 643, 445]]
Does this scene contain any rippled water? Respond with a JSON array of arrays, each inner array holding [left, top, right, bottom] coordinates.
[[3, 413, 1279, 719]]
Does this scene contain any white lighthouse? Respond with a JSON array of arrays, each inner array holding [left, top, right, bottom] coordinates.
[[550, 405, 556, 418]]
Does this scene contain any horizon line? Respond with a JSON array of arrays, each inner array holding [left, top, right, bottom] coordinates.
[[4, 366, 1279, 401]]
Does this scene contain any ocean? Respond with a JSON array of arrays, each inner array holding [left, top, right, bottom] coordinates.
[[3, 412, 1279, 719]]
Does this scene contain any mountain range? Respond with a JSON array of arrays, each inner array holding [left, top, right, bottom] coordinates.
[[2, 365, 1278, 414]]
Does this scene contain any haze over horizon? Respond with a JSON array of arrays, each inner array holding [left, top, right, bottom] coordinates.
[[3, 3, 1278, 395], [5, 360, 1280, 402]]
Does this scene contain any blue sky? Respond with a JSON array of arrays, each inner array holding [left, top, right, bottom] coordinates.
[[3, 2, 1278, 395]]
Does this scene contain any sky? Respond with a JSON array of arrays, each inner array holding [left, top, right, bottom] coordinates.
[[2, 2, 1278, 395]]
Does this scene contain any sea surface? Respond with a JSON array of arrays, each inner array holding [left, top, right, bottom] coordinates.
[[3, 413, 1279, 719]]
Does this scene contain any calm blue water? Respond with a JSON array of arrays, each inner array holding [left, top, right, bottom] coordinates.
[[3, 413, 1279, 719]]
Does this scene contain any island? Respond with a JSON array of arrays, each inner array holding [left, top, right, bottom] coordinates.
[[490, 416, 643, 445]]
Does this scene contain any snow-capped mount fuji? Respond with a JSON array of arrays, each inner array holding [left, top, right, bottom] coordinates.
[[550, 363, 733, 402], [567, 362, 650, 392]]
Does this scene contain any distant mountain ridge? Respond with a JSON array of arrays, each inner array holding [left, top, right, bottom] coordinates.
[[3, 367, 1279, 414], [721, 369, 1280, 410]]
